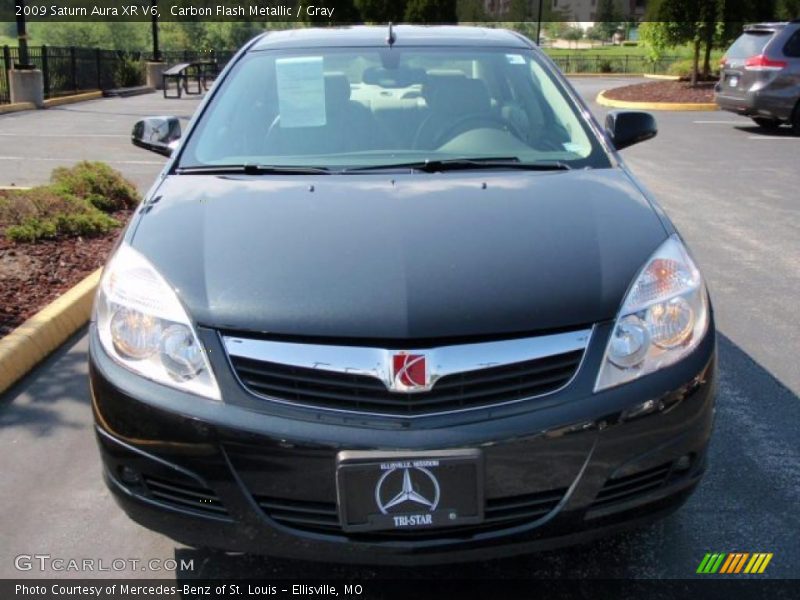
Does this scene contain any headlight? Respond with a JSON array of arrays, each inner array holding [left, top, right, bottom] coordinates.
[[595, 235, 709, 391], [94, 244, 221, 400]]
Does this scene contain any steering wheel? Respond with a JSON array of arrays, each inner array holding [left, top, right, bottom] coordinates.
[[424, 114, 527, 149]]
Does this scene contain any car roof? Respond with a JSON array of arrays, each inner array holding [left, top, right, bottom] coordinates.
[[250, 25, 532, 51]]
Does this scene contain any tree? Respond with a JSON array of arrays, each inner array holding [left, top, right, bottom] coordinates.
[[640, 0, 717, 86], [585, 26, 607, 42], [642, 0, 791, 85], [404, 0, 457, 23], [203, 23, 266, 50], [543, 21, 571, 40], [563, 26, 584, 49], [457, 0, 488, 22], [595, 0, 624, 41], [779, 0, 800, 18], [355, 0, 407, 22]]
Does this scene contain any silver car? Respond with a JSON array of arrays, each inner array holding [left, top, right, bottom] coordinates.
[[715, 20, 800, 134]]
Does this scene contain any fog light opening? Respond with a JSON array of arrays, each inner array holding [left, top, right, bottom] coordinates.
[[675, 454, 693, 472], [119, 466, 141, 485]]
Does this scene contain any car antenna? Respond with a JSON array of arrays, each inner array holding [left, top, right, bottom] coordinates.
[[387, 22, 396, 47]]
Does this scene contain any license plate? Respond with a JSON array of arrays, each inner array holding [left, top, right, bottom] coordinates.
[[336, 449, 483, 532], [728, 76, 739, 87]]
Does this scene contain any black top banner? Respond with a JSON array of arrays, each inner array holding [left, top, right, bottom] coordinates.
[[3, 0, 798, 23]]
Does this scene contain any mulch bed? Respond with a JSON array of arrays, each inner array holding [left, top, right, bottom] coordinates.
[[605, 80, 716, 104], [0, 210, 133, 337]]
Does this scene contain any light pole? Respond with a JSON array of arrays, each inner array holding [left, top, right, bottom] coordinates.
[[151, 0, 161, 62], [15, 0, 33, 68], [536, 0, 545, 46]]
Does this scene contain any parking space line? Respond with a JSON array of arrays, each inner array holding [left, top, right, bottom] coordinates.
[[693, 120, 748, 124], [747, 136, 799, 140]]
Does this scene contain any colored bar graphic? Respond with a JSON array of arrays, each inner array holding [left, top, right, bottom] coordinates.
[[698, 552, 772, 575], [734, 553, 750, 573], [720, 554, 736, 574], [720, 553, 749, 574], [697, 553, 727, 574], [697, 553, 713, 573]]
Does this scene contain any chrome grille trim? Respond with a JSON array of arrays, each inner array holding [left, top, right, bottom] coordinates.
[[222, 328, 592, 418]]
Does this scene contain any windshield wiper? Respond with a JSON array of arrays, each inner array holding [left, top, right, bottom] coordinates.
[[342, 157, 571, 173], [176, 164, 331, 175]]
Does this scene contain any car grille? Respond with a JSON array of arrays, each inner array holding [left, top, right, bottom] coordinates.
[[591, 462, 673, 509], [255, 488, 566, 540], [230, 349, 583, 416], [142, 475, 229, 517]]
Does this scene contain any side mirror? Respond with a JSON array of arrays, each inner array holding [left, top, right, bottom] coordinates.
[[605, 111, 657, 151], [132, 116, 181, 157]]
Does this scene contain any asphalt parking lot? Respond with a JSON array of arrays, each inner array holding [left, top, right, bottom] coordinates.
[[0, 77, 798, 580]]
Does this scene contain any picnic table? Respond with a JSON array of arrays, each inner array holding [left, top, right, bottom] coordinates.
[[162, 61, 219, 99]]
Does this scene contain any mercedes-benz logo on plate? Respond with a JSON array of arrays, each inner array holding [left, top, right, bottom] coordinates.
[[375, 465, 440, 515]]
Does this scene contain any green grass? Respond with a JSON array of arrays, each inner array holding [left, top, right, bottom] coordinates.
[[545, 45, 653, 58], [544, 45, 702, 59]]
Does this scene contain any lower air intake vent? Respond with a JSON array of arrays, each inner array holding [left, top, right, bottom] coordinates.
[[142, 475, 229, 517], [256, 488, 566, 540], [592, 462, 673, 508]]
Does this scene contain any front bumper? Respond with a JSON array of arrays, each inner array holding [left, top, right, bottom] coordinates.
[[90, 320, 717, 565]]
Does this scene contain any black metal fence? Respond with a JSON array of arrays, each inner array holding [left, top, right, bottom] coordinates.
[[550, 54, 682, 75], [0, 46, 235, 104]]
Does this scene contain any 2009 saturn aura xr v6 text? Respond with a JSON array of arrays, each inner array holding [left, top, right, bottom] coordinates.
[[90, 26, 716, 563]]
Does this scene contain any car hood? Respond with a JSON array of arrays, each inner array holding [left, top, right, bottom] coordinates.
[[129, 169, 667, 340]]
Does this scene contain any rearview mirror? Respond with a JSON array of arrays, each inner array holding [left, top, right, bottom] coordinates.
[[132, 116, 181, 157], [605, 111, 657, 151]]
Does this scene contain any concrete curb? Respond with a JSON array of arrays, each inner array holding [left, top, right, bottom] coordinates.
[[643, 74, 681, 81], [43, 90, 103, 108], [0, 102, 36, 115], [0, 268, 101, 396], [0, 91, 103, 116], [597, 89, 718, 111]]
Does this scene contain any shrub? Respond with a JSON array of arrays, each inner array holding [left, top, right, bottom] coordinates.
[[667, 58, 697, 78], [598, 59, 616, 73], [621, 40, 639, 47], [0, 171, 125, 243], [666, 58, 720, 79], [115, 55, 145, 88], [6, 219, 58, 243], [50, 161, 140, 212]]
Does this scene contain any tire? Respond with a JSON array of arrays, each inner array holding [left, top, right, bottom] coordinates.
[[751, 117, 782, 130], [792, 103, 800, 136]]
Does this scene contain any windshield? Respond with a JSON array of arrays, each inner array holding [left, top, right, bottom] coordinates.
[[179, 46, 610, 171]]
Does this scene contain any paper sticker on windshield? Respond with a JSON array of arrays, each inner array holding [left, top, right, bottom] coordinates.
[[275, 56, 326, 128], [563, 142, 582, 153], [506, 54, 526, 65]]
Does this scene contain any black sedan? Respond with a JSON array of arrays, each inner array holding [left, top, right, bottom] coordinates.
[[90, 25, 716, 564]]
